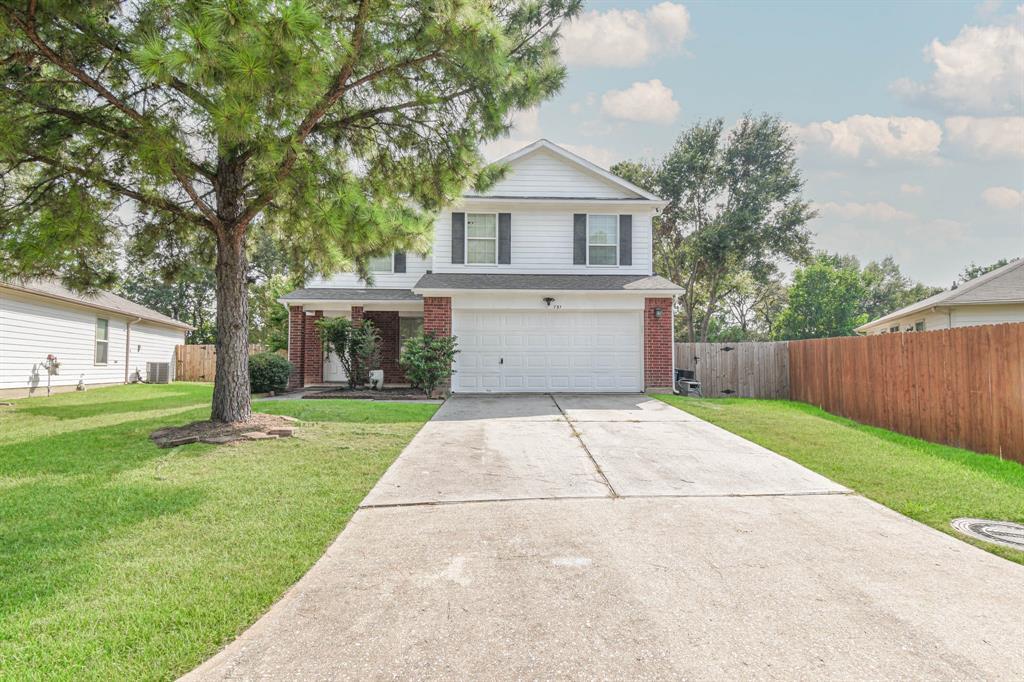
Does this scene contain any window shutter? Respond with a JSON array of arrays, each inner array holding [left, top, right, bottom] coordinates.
[[498, 213, 511, 264], [619, 215, 632, 266], [393, 251, 406, 273], [573, 214, 587, 265], [451, 212, 465, 264]]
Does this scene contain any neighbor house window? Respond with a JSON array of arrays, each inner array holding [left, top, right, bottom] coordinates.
[[399, 316, 423, 353], [466, 213, 497, 264], [889, 325, 900, 333], [914, 320, 925, 331], [368, 254, 393, 273], [95, 318, 109, 364], [587, 214, 618, 266]]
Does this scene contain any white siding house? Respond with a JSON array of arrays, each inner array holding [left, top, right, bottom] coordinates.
[[857, 258, 1024, 334], [0, 280, 190, 398], [282, 139, 681, 394]]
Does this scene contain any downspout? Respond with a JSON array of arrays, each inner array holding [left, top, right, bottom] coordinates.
[[125, 316, 143, 383]]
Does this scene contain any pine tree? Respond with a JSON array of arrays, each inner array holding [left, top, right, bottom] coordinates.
[[0, 0, 579, 421]]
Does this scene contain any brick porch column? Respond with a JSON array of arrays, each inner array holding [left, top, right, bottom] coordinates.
[[423, 297, 452, 395], [303, 310, 324, 386], [644, 298, 673, 392], [350, 305, 364, 327], [287, 305, 305, 389]]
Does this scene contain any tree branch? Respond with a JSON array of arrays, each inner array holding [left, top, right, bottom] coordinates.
[[1, 2, 222, 227]]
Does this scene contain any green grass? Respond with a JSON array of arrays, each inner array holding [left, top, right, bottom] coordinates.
[[0, 383, 437, 680], [656, 395, 1024, 565]]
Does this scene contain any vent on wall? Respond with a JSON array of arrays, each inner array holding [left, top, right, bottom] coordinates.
[[147, 362, 171, 384]]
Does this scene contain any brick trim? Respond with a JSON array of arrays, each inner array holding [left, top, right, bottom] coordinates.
[[644, 298, 673, 390]]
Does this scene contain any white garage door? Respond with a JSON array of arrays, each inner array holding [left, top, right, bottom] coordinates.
[[453, 310, 643, 393]]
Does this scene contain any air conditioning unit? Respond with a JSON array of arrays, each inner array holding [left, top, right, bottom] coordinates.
[[147, 362, 171, 384]]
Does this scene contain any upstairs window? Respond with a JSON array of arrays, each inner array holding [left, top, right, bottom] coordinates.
[[587, 214, 618, 266], [368, 254, 393, 273], [466, 213, 497, 264], [95, 318, 109, 364]]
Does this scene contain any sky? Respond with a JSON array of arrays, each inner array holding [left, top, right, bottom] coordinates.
[[483, 0, 1024, 287]]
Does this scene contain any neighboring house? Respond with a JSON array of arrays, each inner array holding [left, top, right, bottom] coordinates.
[[281, 139, 681, 393], [857, 258, 1024, 335], [0, 279, 191, 398]]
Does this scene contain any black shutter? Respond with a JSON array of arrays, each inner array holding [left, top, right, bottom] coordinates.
[[619, 215, 632, 266], [393, 251, 406, 273], [498, 213, 511, 264], [451, 212, 465, 264], [573, 214, 587, 265]]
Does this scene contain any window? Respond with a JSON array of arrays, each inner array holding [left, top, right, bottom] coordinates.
[[914, 320, 925, 331], [368, 254, 393, 273], [889, 325, 900, 333], [399, 316, 423, 353], [95, 318, 109, 364], [466, 213, 497, 264], [587, 214, 618, 266]]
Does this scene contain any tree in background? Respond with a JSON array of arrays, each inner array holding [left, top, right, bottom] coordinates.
[[1, 0, 579, 421], [775, 255, 867, 339], [957, 258, 1017, 285], [859, 256, 942, 321], [613, 114, 814, 342]]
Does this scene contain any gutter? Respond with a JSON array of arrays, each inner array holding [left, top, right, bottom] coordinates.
[[125, 316, 143, 383]]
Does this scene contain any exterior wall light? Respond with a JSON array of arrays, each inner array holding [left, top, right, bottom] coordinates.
[[653, 307, 664, 319], [543, 297, 555, 307]]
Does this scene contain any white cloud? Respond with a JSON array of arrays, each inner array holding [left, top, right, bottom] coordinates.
[[900, 183, 925, 194], [891, 19, 1024, 113], [793, 115, 943, 162], [560, 2, 691, 67], [944, 116, 1024, 158], [600, 80, 680, 124], [982, 186, 1024, 209], [814, 201, 916, 222]]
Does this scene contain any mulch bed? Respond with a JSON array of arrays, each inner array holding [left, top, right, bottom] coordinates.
[[304, 387, 433, 400], [150, 414, 299, 448]]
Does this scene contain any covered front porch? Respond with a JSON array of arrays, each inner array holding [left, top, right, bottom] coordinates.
[[280, 288, 434, 390]]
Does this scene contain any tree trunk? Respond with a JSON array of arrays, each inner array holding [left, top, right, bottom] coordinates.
[[211, 229, 251, 423]]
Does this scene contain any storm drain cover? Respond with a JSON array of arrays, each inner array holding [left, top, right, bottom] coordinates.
[[951, 518, 1024, 551]]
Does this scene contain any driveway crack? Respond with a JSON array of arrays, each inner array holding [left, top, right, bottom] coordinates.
[[549, 394, 618, 499]]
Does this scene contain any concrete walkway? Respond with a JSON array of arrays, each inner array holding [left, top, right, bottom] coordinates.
[[187, 395, 1024, 680]]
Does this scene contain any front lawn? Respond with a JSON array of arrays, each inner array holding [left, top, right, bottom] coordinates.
[[657, 395, 1024, 565], [0, 383, 437, 680]]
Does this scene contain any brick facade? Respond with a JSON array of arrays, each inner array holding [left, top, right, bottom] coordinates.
[[423, 297, 452, 336], [303, 310, 324, 386], [287, 306, 305, 389], [364, 310, 406, 384], [644, 298, 673, 390], [350, 305, 364, 326]]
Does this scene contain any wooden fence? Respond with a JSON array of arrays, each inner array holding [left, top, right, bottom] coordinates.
[[674, 342, 790, 398], [789, 323, 1024, 463], [174, 344, 266, 382]]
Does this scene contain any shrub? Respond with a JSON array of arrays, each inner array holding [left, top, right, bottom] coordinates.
[[316, 317, 382, 389], [249, 352, 292, 393], [400, 333, 458, 396]]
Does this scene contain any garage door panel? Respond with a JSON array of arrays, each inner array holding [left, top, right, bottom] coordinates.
[[453, 309, 643, 393]]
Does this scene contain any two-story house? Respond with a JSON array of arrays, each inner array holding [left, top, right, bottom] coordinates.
[[280, 139, 681, 393]]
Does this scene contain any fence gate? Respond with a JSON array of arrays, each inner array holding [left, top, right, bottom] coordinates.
[[674, 341, 790, 399]]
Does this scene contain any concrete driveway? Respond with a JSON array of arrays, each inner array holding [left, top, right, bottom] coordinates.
[[188, 394, 1024, 680]]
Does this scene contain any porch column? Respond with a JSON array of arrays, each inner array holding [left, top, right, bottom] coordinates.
[[423, 297, 453, 395], [287, 305, 305, 389], [303, 310, 324, 386], [351, 305, 364, 327], [644, 297, 673, 392]]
